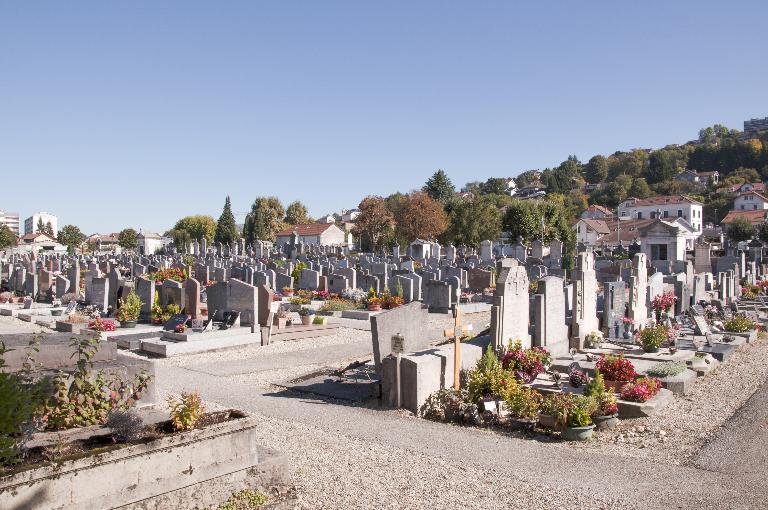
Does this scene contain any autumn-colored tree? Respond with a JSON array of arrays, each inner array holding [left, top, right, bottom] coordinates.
[[352, 196, 394, 251], [285, 201, 313, 225], [396, 192, 448, 242]]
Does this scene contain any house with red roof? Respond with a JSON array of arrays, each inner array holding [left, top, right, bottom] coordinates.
[[275, 223, 348, 247]]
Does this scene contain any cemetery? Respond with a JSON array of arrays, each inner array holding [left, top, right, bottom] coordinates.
[[2, 233, 768, 509]]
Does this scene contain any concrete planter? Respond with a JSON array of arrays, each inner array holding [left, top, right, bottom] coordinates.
[[0, 412, 270, 510], [562, 424, 595, 441]]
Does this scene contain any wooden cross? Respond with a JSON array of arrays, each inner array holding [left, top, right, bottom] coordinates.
[[443, 305, 474, 390]]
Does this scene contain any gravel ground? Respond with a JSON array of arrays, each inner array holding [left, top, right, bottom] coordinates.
[[0, 313, 51, 334]]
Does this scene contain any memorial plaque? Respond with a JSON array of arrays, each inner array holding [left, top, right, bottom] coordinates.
[[164, 314, 190, 331]]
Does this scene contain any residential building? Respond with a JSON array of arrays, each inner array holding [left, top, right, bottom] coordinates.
[[675, 170, 719, 187], [580, 205, 614, 220], [574, 219, 610, 247], [720, 182, 766, 194], [17, 232, 67, 254], [316, 214, 336, 224], [340, 209, 360, 223], [618, 195, 703, 232], [721, 210, 768, 229], [516, 182, 547, 199], [0, 210, 20, 235], [275, 223, 347, 247], [505, 178, 517, 196], [24, 212, 58, 237], [733, 190, 768, 211], [744, 117, 768, 137], [84, 233, 121, 253]]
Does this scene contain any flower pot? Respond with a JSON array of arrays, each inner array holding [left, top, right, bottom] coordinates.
[[537, 413, 558, 429], [50, 309, 63, 316], [592, 414, 619, 431], [283, 290, 294, 297], [274, 317, 288, 329], [120, 320, 137, 329], [301, 315, 312, 326], [604, 380, 628, 393], [562, 424, 595, 441], [368, 304, 382, 311], [643, 347, 660, 353]]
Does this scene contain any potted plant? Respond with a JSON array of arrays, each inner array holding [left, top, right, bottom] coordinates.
[[724, 315, 756, 333], [585, 330, 604, 349], [0, 291, 9, 304], [562, 395, 597, 441], [651, 291, 676, 322], [505, 386, 542, 431], [538, 394, 559, 429], [282, 286, 294, 297], [274, 308, 290, 329], [298, 307, 314, 326], [584, 370, 619, 431], [637, 324, 667, 353], [116, 290, 143, 328], [595, 354, 636, 392], [500, 340, 551, 384], [367, 297, 382, 311], [620, 377, 662, 403]]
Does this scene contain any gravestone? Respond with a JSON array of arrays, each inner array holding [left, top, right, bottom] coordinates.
[[628, 253, 649, 328], [135, 277, 155, 321], [603, 281, 628, 340], [257, 284, 273, 327], [490, 264, 530, 349], [571, 252, 599, 349], [370, 302, 431, 373], [91, 277, 109, 311], [161, 280, 185, 310], [467, 268, 493, 292], [55, 275, 70, 300], [183, 278, 201, 319], [533, 276, 568, 356]]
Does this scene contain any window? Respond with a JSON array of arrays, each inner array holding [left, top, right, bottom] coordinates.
[[677, 209, 683, 217], [663, 210, 669, 218], [637, 212, 643, 219], [741, 205, 745, 210], [650, 243, 668, 261]]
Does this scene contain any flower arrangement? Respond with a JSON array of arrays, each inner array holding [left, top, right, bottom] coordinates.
[[595, 354, 635, 383], [382, 293, 404, 309], [646, 361, 687, 378], [622, 317, 634, 326], [341, 288, 366, 303], [540, 393, 575, 427], [175, 323, 187, 333], [146, 267, 186, 285], [651, 291, 677, 315], [637, 324, 668, 352], [367, 297, 383, 310], [568, 366, 590, 387], [312, 291, 330, 301], [319, 298, 361, 312], [585, 330, 604, 349], [281, 286, 294, 296], [724, 314, 756, 333], [500, 340, 550, 383], [566, 396, 597, 428], [620, 377, 662, 403], [584, 370, 619, 417], [89, 317, 117, 332], [505, 386, 542, 420]]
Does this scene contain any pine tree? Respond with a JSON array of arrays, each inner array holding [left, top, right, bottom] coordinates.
[[423, 169, 456, 205], [214, 196, 239, 245], [36, 217, 45, 234]]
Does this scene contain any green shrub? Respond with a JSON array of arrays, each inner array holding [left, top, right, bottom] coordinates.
[[646, 361, 687, 378], [218, 489, 268, 510], [319, 298, 359, 312], [724, 315, 755, 333], [167, 391, 205, 432]]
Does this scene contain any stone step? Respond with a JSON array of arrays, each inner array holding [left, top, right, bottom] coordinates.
[[270, 323, 340, 342]]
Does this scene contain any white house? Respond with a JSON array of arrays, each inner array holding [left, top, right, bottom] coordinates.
[[24, 212, 58, 237], [618, 195, 703, 233], [341, 209, 360, 223], [275, 223, 347, 247], [316, 214, 336, 224], [580, 205, 614, 220], [733, 190, 768, 211], [16, 233, 67, 254], [505, 178, 517, 196], [574, 219, 610, 247]]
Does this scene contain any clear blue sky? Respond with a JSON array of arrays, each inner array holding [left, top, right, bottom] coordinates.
[[1, 1, 766, 234]]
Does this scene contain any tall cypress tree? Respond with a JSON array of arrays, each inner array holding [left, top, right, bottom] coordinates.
[[214, 196, 239, 245]]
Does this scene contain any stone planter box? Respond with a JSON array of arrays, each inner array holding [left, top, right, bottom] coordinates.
[[55, 320, 87, 333], [721, 329, 757, 343], [0, 412, 282, 510]]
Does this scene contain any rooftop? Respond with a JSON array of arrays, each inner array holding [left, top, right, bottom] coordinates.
[[276, 223, 335, 237]]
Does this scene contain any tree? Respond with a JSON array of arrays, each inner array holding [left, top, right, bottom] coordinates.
[[647, 147, 687, 183], [758, 222, 768, 244], [502, 199, 576, 265], [444, 196, 502, 246], [352, 196, 394, 252], [57, 225, 86, 254], [118, 228, 139, 251], [478, 178, 508, 195], [396, 192, 448, 242], [35, 217, 45, 234], [585, 155, 608, 183], [0, 224, 17, 250], [214, 196, 239, 245], [167, 228, 192, 250], [285, 201, 313, 225], [243, 197, 285, 243], [173, 215, 216, 243], [44, 222, 54, 237], [727, 217, 755, 243], [423, 169, 456, 205], [629, 178, 653, 199]]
